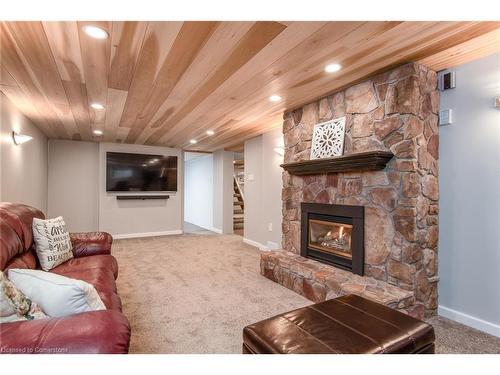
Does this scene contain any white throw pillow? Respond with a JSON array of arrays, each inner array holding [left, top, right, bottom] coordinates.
[[32, 216, 74, 271], [8, 269, 106, 318], [0, 270, 47, 323]]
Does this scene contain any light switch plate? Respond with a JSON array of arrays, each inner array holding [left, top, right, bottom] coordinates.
[[247, 174, 254, 181], [268, 223, 273, 232], [439, 109, 453, 126]]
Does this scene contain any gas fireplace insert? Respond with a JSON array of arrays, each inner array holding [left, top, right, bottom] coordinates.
[[301, 203, 364, 275]]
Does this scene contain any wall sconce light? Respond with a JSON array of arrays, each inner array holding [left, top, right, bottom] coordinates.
[[273, 146, 285, 156], [12, 131, 33, 145]]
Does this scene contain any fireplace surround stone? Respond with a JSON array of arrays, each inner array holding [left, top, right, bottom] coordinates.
[[262, 62, 439, 318]]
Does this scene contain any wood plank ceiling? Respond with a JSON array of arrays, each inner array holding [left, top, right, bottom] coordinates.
[[1, 21, 499, 151]]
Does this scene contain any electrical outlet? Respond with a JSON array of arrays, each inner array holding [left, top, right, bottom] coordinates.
[[268, 223, 273, 232], [439, 109, 453, 126], [247, 174, 254, 181]]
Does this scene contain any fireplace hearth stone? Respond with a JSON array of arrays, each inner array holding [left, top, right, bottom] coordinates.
[[261, 250, 423, 319]]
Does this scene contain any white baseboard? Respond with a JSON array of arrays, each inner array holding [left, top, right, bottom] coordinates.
[[184, 220, 222, 234], [243, 237, 274, 251], [438, 305, 500, 338], [113, 230, 183, 240]]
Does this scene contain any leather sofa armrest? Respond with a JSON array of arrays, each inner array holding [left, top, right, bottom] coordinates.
[[0, 310, 130, 354], [70, 232, 113, 258]]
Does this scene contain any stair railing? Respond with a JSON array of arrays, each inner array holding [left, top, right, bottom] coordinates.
[[233, 174, 245, 203]]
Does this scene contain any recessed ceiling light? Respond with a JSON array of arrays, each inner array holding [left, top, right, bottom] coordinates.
[[269, 94, 282, 102], [190, 139, 197, 144], [83, 25, 109, 40], [90, 103, 104, 110], [206, 130, 215, 136], [93, 129, 103, 136], [325, 63, 342, 73]]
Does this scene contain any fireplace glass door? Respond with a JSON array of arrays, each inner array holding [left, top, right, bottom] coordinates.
[[308, 219, 353, 259], [301, 203, 364, 275]]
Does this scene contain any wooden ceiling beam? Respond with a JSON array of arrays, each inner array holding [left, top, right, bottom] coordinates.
[[165, 21, 394, 147], [4, 21, 79, 138], [144, 21, 288, 145], [109, 21, 148, 91], [77, 21, 111, 133], [125, 21, 219, 143], [117, 22, 182, 131], [418, 27, 500, 70], [1, 21, 499, 150], [61, 80, 92, 140], [42, 22, 85, 84], [181, 21, 480, 148], [0, 22, 68, 138], [155, 21, 331, 146], [183, 22, 438, 141], [0, 63, 17, 87], [134, 21, 256, 145]]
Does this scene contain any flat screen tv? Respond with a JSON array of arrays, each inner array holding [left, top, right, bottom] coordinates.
[[106, 152, 178, 192]]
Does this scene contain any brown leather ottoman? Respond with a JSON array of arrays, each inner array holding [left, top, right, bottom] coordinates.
[[243, 294, 435, 354]]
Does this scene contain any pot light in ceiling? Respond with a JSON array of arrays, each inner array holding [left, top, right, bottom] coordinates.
[[190, 139, 197, 144], [12, 131, 33, 145], [269, 94, 282, 102], [93, 129, 103, 136], [206, 130, 215, 136], [90, 103, 105, 110], [325, 63, 342, 73], [83, 25, 109, 40]]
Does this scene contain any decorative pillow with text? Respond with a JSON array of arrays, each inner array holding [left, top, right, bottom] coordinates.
[[32, 216, 73, 271]]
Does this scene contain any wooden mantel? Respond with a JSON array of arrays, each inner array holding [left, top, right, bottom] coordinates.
[[280, 151, 394, 175]]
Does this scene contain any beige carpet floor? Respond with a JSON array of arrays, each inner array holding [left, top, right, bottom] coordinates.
[[113, 234, 500, 354]]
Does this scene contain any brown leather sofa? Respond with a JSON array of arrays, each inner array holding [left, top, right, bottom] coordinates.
[[0, 202, 131, 354]]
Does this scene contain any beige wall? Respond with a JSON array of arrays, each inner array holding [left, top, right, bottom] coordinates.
[[243, 128, 284, 249], [0, 93, 48, 212], [212, 149, 234, 234], [261, 128, 285, 248], [48, 140, 99, 232], [438, 53, 500, 336], [243, 136, 263, 246], [98, 142, 183, 238]]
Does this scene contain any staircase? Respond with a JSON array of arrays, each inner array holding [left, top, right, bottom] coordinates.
[[233, 161, 245, 232]]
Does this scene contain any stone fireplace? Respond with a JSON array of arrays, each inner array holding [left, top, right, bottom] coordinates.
[[260, 62, 439, 319], [301, 202, 364, 276]]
